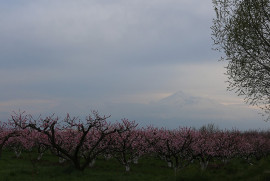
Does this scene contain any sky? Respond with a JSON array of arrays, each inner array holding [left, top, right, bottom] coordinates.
[[0, 0, 268, 130]]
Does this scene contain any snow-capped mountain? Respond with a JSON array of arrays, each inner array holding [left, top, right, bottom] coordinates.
[[155, 91, 221, 110], [157, 91, 200, 106]]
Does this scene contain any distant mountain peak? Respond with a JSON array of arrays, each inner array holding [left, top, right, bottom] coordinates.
[[158, 91, 201, 106]]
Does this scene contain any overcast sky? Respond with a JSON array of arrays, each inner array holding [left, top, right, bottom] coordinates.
[[0, 0, 268, 130]]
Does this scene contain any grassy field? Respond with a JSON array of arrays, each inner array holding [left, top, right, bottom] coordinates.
[[1, 150, 270, 181]]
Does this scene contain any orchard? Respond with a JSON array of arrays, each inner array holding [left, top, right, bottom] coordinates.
[[0, 111, 270, 177]]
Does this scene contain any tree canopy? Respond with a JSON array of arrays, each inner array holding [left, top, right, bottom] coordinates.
[[211, 0, 270, 119]]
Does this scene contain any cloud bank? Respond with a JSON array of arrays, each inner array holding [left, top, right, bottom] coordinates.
[[0, 0, 267, 130]]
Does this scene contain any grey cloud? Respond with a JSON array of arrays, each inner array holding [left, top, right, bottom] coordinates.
[[0, 0, 217, 70], [0, 1, 258, 130], [0, 61, 228, 104]]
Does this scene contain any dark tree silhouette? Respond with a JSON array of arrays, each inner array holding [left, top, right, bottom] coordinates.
[[11, 111, 129, 171], [211, 0, 270, 119]]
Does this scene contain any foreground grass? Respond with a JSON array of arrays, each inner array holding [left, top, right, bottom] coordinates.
[[1, 150, 270, 181]]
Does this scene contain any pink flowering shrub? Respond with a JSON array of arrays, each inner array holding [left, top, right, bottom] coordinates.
[[0, 111, 269, 171]]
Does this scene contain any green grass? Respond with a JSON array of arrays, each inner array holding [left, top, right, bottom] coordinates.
[[1, 150, 270, 181]]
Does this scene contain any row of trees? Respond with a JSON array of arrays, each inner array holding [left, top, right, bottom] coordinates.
[[1, 111, 270, 171]]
